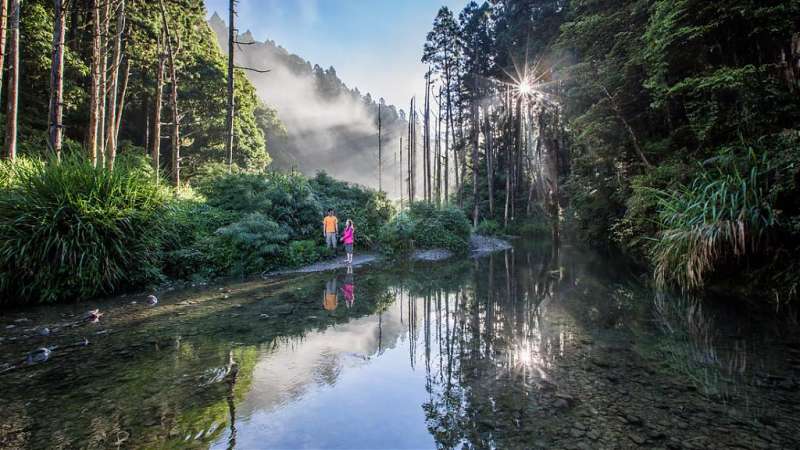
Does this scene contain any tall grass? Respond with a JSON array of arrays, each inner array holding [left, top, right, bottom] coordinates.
[[651, 149, 776, 290], [0, 155, 171, 304]]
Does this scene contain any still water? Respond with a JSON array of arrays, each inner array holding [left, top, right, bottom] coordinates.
[[1, 241, 798, 449]]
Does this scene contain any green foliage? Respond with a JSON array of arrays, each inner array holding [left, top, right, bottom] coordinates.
[[475, 219, 502, 236], [310, 172, 394, 248], [216, 213, 288, 275], [284, 240, 324, 268], [381, 203, 471, 255], [0, 156, 171, 304], [649, 148, 778, 290]]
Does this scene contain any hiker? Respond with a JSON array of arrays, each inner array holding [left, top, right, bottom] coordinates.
[[323, 209, 339, 251], [341, 219, 355, 264]]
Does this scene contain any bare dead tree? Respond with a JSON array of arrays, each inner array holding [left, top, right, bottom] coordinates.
[[3, 0, 20, 160], [378, 102, 382, 192]]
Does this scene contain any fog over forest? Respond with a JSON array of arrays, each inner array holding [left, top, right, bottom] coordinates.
[[209, 13, 410, 197]]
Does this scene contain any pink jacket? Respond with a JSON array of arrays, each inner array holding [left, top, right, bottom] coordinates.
[[341, 227, 354, 244]]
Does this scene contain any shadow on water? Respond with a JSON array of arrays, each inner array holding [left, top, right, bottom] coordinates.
[[1, 239, 799, 449]]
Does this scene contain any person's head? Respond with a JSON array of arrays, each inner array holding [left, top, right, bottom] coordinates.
[[346, 219, 353, 229]]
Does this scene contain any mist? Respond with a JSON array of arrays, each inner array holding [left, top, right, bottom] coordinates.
[[210, 14, 409, 198]]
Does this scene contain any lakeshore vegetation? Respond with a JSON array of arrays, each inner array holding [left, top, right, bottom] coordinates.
[[0, 0, 799, 311]]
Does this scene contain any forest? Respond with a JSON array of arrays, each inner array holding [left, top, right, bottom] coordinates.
[[0, 0, 798, 310], [415, 0, 800, 307]]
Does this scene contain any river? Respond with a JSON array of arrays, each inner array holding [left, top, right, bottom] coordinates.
[[1, 240, 798, 449]]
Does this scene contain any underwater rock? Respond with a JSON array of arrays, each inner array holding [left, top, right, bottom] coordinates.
[[27, 347, 51, 364], [83, 309, 103, 323], [147, 295, 158, 306], [37, 327, 50, 336]]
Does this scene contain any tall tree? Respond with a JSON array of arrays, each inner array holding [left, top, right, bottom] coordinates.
[[105, 0, 126, 169], [423, 6, 461, 204], [225, 0, 235, 170], [378, 101, 382, 192], [87, 0, 102, 165], [151, 33, 165, 181], [2, 0, 20, 161], [0, 0, 8, 106], [48, 0, 67, 160], [159, 0, 180, 186]]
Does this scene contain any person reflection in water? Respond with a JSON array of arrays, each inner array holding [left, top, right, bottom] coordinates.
[[342, 265, 355, 308], [323, 278, 338, 311]]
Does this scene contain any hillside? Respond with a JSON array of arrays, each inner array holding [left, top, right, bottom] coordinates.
[[209, 12, 408, 195]]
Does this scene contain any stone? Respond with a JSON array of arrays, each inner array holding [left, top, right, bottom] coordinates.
[[628, 433, 646, 445]]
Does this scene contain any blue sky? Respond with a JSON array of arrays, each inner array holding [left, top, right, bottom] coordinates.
[[204, 0, 468, 108]]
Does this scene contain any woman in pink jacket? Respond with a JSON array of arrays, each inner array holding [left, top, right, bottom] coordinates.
[[340, 219, 355, 264]]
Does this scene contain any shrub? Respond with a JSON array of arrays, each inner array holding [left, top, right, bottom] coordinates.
[[379, 212, 416, 255], [196, 171, 322, 240], [310, 172, 394, 248], [216, 213, 289, 275], [284, 240, 323, 267], [650, 148, 777, 290], [380, 203, 471, 255], [476, 219, 502, 236], [0, 155, 171, 304]]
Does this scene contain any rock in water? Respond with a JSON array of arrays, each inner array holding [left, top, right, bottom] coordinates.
[[83, 309, 103, 323], [147, 295, 158, 306], [27, 347, 51, 364], [38, 327, 50, 337]]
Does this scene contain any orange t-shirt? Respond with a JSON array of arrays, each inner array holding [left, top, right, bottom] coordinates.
[[323, 216, 338, 233], [324, 293, 337, 310]]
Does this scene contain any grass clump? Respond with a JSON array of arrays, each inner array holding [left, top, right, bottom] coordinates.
[[650, 148, 777, 290], [0, 155, 171, 304]]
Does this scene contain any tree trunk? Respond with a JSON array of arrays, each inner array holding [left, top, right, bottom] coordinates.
[[3, 0, 20, 161], [0, 0, 8, 107], [436, 86, 442, 206], [471, 82, 480, 228], [484, 107, 494, 216], [87, 0, 102, 165], [115, 56, 130, 144], [225, 0, 235, 170], [424, 73, 431, 203], [105, 0, 125, 170], [378, 103, 382, 192], [151, 36, 165, 181], [159, 0, 180, 186], [503, 90, 511, 228], [98, 0, 110, 167], [399, 135, 403, 209], [48, 0, 66, 160]]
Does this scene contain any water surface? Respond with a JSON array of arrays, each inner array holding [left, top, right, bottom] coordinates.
[[1, 240, 798, 449]]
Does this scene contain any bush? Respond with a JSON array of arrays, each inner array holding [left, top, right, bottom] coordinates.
[[476, 219, 502, 236], [284, 240, 324, 267], [380, 202, 471, 255], [650, 148, 777, 290], [196, 170, 322, 240], [216, 213, 289, 275], [0, 155, 171, 304], [310, 172, 394, 248]]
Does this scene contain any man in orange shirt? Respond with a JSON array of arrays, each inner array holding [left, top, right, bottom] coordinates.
[[323, 209, 339, 250]]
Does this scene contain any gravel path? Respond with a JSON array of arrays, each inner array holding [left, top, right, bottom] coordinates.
[[470, 234, 512, 256], [264, 253, 381, 277]]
